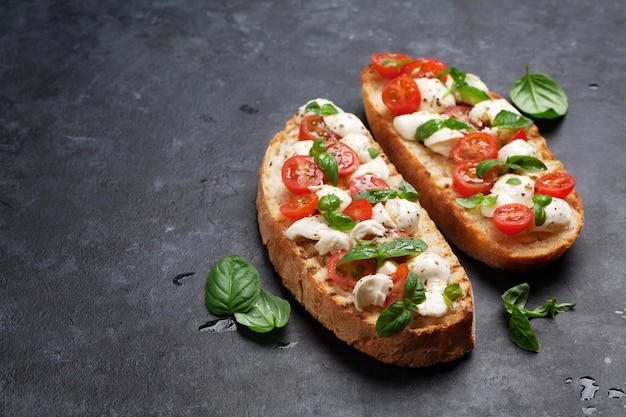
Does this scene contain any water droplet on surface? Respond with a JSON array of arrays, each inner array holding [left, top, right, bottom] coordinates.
[[199, 318, 237, 333], [604, 356, 612, 364], [276, 341, 298, 350], [582, 405, 597, 415], [588, 83, 599, 90], [609, 388, 626, 399], [579, 376, 599, 401], [564, 377, 573, 384]]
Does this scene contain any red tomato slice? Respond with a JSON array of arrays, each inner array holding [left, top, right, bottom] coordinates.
[[281, 155, 324, 194], [507, 128, 528, 144], [401, 57, 448, 81], [383, 263, 409, 307], [381, 74, 422, 115], [342, 198, 373, 222], [493, 203, 533, 235], [349, 174, 390, 197], [327, 250, 377, 288], [451, 132, 499, 165], [299, 115, 340, 141], [371, 52, 414, 79], [326, 141, 360, 177], [535, 172, 576, 199], [452, 162, 496, 197], [279, 193, 319, 220]]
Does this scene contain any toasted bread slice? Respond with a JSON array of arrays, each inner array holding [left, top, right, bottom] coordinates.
[[257, 100, 474, 367], [361, 63, 584, 272]]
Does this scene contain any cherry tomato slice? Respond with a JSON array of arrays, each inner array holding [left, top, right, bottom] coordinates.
[[381, 74, 422, 115], [342, 198, 373, 222], [349, 174, 390, 197], [383, 263, 409, 307], [452, 162, 496, 197], [535, 172, 576, 199], [493, 203, 534, 235], [279, 193, 319, 220], [401, 57, 448, 81], [451, 132, 499, 165], [327, 250, 377, 288], [326, 141, 360, 177], [507, 128, 528, 144], [371, 52, 414, 79], [299, 115, 340, 141], [281, 155, 324, 194]]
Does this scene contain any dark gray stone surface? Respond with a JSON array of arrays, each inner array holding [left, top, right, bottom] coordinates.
[[2, 1, 625, 416]]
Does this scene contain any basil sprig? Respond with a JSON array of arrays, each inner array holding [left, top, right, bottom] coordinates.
[[532, 193, 552, 226], [376, 271, 425, 336], [455, 192, 498, 209], [305, 101, 339, 117], [309, 138, 339, 186], [354, 179, 419, 203], [476, 155, 547, 178], [317, 194, 356, 231], [338, 237, 428, 269], [492, 110, 533, 130], [206, 255, 290, 333], [439, 67, 491, 105], [501, 283, 575, 352], [415, 118, 474, 141], [510, 64, 568, 119]]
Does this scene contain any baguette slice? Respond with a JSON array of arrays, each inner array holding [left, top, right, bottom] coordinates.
[[362, 63, 584, 272], [257, 100, 474, 367]]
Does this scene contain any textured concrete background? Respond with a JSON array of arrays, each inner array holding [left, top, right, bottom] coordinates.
[[1, 1, 625, 416]]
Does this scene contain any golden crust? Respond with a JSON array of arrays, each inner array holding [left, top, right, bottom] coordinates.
[[361, 65, 584, 272], [257, 111, 475, 367]]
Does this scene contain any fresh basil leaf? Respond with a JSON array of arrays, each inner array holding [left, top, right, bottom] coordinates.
[[508, 304, 540, 352], [377, 238, 428, 264], [304, 101, 339, 116], [444, 283, 462, 301], [493, 110, 533, 129], [206, 255, 262, 315], [315, 152, 338, 186], [456, 85, 490, 105], [476, 159, 503, 178], [304, 101, 322, 114], [409, 275, 426, 306], [506, 155, 547, 172], [501, 283, 530, 313], [506, 177, 522, 185], [554, 302, 576, 315], [367, 147, 380, 159], [533, 193, 552, 207], [403, 270, 418, 299], [510, 64, 568, 119], [323, 211, 357, 231], [446, 118, 475, 131], [337, 245, 379, 265], [320, 103, 339, 116], [309, 138, 327, 157], [533, 204, 547, 226], [415, 119, 445, 141], [456, 193, 498, 209], [375, 300, 413, 337], [234, 289, 291, 333], [317, 194, 341, 212], [354, 189, 399, 204], [397, 180, 419, 201]]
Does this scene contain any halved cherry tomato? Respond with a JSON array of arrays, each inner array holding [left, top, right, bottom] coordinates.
[[452, 162, 497, 197], [327, 250, 377, 288], [381, 74, 422, 115], [349, 174, 390, 197], [383, 263, 409, 307], [535, 172, 576, 199], [281, 155, 324, 194], [507, 128, 528, 144], [279, 193, 319, 220], [326, 141, 360, 177], [493, 203, 533, 235], [371, 53, 414, 79], [342, 198, 373, 222], [451, 132, 499, 165], [401, 57, 448, 81], [298, 115, 339, 141]]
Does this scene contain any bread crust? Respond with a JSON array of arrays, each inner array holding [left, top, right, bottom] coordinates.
[[361, 65, 584, 272], [257, 108, 475, 367]]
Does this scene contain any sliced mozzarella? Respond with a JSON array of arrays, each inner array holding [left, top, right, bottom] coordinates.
[[480, 174, 534, 218], [444, 73, 489, 105], [407, 252, 451, 286], [353, 274, 393, 312], [295, 98, 343, 122], [283, 215, 350, 255], [349, 156, 390, 180], [376, 260, 398, 276], [498, 138, 538, 161], [415, 78, 456, 113], [311, 185, 352, 211], [315, 229, 351, 255], [384, 198, 421, 234], [469, 99, 520, 128], [532, 197, 573, 232], [286, 139, 314, 157], [372, 202, 397, 229], [349, 219, 385, 242], [324, 112, 368, 137], [423, 128, 464, 158], [340, 133, 374, 163], [393, 111, 442, 140], [417, 290, 449, 317]]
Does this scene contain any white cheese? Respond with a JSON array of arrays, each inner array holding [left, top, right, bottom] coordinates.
[[286, 139, 314, 157], [407, 252, 451, 286], [423, 128, 464, 158], [283, 215, 350, 255], [353, 274, 393, 312], [384, 198, 421, 234], [349, 156, 390, 180], [376, 260, 398, 276], [349, 219, 386, 243], [372, 202, 397, 229], [312, 186, 352, 211], [480, 174, 535, 218], [414, 78, 456, 113], [532, 197, 573, 232], [393, 111, 442, 140], [417, 290, 449, 317], [498, 138, 538, 161], [469, 99, 520, 128], [340, 133, 374, 163], [444, 73, 489, 105], [324, 112, 368, 137], [315, 229, 352, 255], [295, 98, 343, 123]]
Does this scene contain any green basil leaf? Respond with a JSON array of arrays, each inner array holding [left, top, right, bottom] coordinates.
[[403, 270, 418, 299], [317, 194, 341, 212], [444, 283, 462, 301], [493, 110, 533, 129], [415, 119, 445, 141], [309, 138, 327, 157], [206, 255, 262, 315], [506, 177, 522, 185], [533, 203, 547, 226], [508, 304, 540, 352], [304, 101, 339, 117], [375, 300, 413, 337], [554, 302, 576, 315], [476, 159, 503, 178], [532, 193, 552, 207], [323, 211, 357, 231], [315, 151, 338, 186], [377, 238, 428, 263], [234, 289, 291, 333], [397, 180, 419, 201], [367, 147, 380, 159], [304, 101, 322, 114], [353, 189, 399, 204], [501, 283, 530, 313], [337, 245, 379, 265], [456, 85, 491, 105], [510, 64, 568, 119], [409, 275, 426, 306], [506, 155, 547, 172], [445, 118, 475, 131]]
